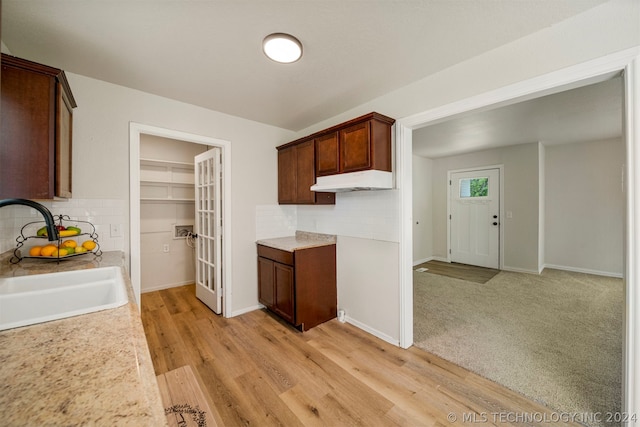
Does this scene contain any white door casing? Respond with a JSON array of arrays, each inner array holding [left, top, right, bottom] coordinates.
[[195, 148, 223, 314], [129, 122, 232, 317], [450, 168, 500, 269]]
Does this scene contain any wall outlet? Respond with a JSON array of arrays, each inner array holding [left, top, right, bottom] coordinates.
[[163, 244, 170, 253]]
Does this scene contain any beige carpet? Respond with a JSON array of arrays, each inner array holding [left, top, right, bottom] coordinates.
[[413, 268, 623, 427]]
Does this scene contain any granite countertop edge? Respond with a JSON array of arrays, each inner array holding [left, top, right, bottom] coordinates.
[[257, 231, 337, 252], [0, 250, 167, 426]]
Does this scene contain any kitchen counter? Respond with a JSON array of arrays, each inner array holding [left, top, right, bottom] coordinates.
[[0, 251, 167, 426], [257, 230, 336, 252]]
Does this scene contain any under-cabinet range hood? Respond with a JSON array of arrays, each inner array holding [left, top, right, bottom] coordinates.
[[310, 170, 393, 192]]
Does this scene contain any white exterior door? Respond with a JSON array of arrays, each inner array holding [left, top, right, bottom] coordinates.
[[450, 168, 500, 269], [195, 148, 223, 314]]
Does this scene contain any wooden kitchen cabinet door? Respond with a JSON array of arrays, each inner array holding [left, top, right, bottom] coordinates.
[[295, 140, 316, 204], [258, 253, 295, 324], [56, 82, 74, 198], [273, 262, 295, 323], [315, 131, 339, 177], [0, 54, 75, 199], [277, 146, 296, 204], [277, 139, 335, 205], [258, 256, 275, 308], [340, 121, 371, 173]]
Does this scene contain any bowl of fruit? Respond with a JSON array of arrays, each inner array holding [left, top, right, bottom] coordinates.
[[28, 239, 98, 259]]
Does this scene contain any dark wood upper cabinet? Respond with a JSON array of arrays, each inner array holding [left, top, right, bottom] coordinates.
[[315, 132, 339, 176], [0, 54, 76, 199], [277, 139, 335, 205], [294, 140, 316, 204], [276, 112, 393, 204], [277, 144, 297, 204], [315, 112, 395, 177]]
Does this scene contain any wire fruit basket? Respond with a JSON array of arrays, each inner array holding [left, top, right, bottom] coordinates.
[[11, 214, 102, 264]]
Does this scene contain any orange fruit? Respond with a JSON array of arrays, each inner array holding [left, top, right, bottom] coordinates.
[[29, 246, 43, 256], [82, 240, 97, 251], [61, 240, 77, 248], [40, 245, 58, 257]]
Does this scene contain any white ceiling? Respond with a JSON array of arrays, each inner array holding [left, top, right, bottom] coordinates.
[[1, 0, 607, 131], [412, 76, 623, 158]]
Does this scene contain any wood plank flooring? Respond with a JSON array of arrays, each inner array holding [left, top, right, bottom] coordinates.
[[157, 365, 219, 427], [414, 260, 499, 284], [141, 284, 579, 426]]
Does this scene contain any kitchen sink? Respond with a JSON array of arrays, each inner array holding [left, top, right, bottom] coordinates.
[[0, 267, 129, 331]]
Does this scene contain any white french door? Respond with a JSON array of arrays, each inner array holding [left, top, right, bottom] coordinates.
[[450, 168, 500, 269], [195, 148, 223, 314]]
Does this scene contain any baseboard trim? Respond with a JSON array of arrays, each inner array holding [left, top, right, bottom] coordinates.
[[413, 257, 431, 266], [542, 264, 623, 279], [501, 266, 540, 275], [345, 316, 399, 347], [231, 304, 263, 317], [413, 256, 448, 266], [141, 280, 194, 293]]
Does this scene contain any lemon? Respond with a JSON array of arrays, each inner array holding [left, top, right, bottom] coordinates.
[[40, 245, 57, 257], [29, 246, 43, 257], [61, 240, 77, 248], [82, 240, 97, 251], [51, 248, 68, 257], [75, 247, 88, 254]]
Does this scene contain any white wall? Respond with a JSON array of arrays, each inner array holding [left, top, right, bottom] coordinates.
[[538, 143, 546, 273], [57, 73, 295, 313], [337, 236, 399, 344], [139, 135, 208, 292], [297, 190, 400, 242], [428, 143, 540, 272], [410, 138, 624, 277], [545, 138, 624, 276], [412, 155, 433, 265]]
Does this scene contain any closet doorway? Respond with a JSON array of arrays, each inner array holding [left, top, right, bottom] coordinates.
[[129, 123, 232, 316]]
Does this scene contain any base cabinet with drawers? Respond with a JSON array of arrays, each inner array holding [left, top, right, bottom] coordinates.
[[257, 243, 337, 331]]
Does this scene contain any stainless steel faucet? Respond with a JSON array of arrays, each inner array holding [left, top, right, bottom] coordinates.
[[0, 198, 59, 241]]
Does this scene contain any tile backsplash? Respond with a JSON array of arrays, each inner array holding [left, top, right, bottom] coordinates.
[[256, 190, 400, 243], [0, 199, 126, 254]]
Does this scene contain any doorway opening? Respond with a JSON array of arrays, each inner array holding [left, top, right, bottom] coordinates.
[[398, 49, 639, 420], [129, 123, 232, 317]]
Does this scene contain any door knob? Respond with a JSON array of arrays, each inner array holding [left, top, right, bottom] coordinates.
[[493, 215, 498, 219], [493, 222, 498, 226]]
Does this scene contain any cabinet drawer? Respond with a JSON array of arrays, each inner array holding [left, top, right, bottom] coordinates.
[[257, 245, 294, 265]]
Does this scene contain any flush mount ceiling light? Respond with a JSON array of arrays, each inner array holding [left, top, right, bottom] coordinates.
[[262, 33, 303, 63]]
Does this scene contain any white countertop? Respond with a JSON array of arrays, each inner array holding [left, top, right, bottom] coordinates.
[[257, 231, 336, 252]]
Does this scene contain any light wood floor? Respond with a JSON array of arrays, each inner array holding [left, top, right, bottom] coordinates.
[[414, 260, 500, 284], [141, 284, 579, 426]]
